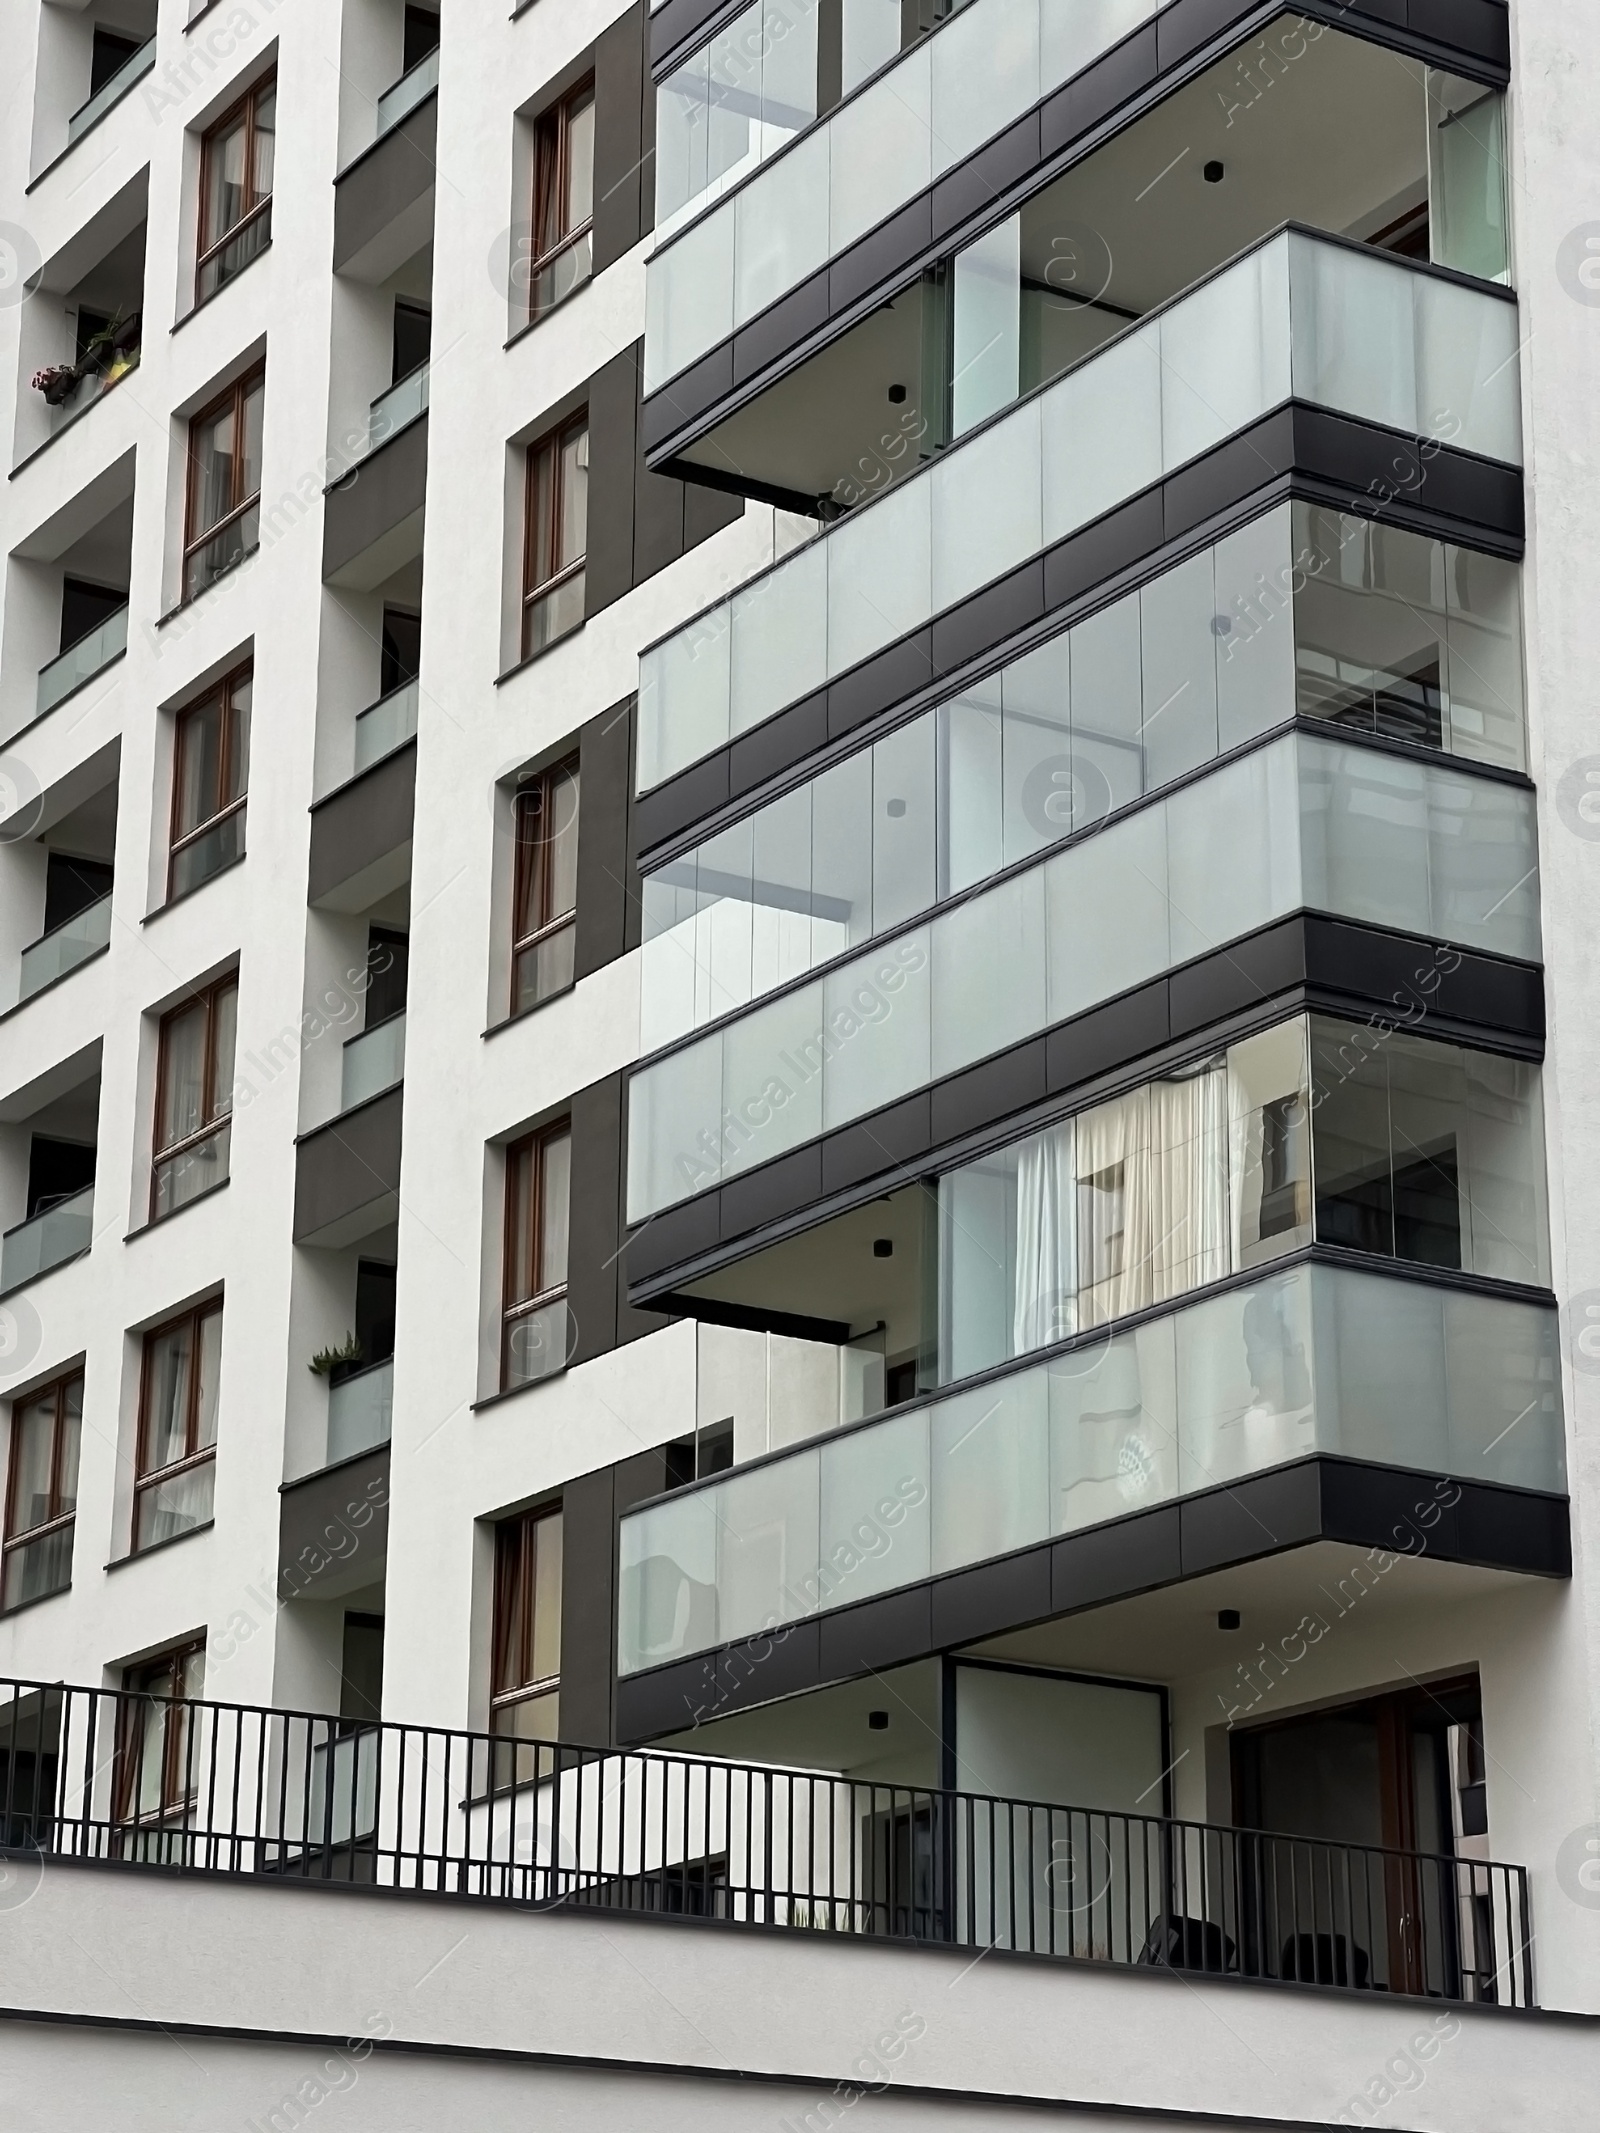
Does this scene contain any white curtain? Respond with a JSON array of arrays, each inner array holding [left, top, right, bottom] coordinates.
[[1013, 1121, 1076, 1355]]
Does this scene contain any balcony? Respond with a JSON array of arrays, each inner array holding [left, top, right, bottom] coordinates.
[[17, 891, 112, 1005], [65, 36, 155, 147], [340, 1012, 406, 1114], [0, 1186, 92, 1295], [638, 232, 1520, 795], [644, 0, 1171, 391], [352, 677, 419, 774], [36, 602, 127, 717], [0, 1673, 1534, 2009], [361, 363, 429, 460], [374, 48, 440, 142], [326, 1357, 394, 1464]]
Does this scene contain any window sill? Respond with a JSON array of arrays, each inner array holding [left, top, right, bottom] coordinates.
[[9, 362, 141, 480], [483, 978, 577, 1039], [0, 1246, 91, 1304], [495, 618, 586, 687], [144, 848, 247, 923], [503, 269, 593, 352], [156, 544, 261, 627], [172, 238, 273, 334], [469, 1365, 570, 1415], [0, 940, 110, 1027], [124, 1173, 230, 1242], [0, 1577, 72, 1620], [107, 1519, 215, 1572]]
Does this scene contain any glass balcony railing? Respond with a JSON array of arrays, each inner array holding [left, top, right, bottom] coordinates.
[[37, 604, 128, 716], [0, 1186, 93, 1295], [327, 1357, 394, 1465], [618, 1261, 1564, 1676], [640, 501, 1525, 1055], [374, 47, 439, 140], [639, 231, 1523, 794], [17, 892, 112, 1004], [66, 36, 156, 145], [646, 0, 1165, 384], [363, 363, 429, 458], [353, 677, 420, 773], [626, 728, 1540, 1220], [340, 1011, 406, 1112]]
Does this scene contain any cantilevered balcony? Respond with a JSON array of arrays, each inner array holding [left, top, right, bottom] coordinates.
[[636, 230, 1520, 797]]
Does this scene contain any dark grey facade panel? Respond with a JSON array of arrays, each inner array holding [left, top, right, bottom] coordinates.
[[331, 97, 437, 276], [307, 738, 416, 906], [320, 414, 429, 584], [592, 2, 649, 273], [614, 1456, 1565, 1743], [292, 1085, 405, 1244], [277, 1446, 390, 1604], [573, 698, 635, 979]]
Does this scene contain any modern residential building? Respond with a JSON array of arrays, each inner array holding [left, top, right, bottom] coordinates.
[[0, 0, 1597, 2123]]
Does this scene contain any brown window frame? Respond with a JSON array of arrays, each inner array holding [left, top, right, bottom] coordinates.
[[2, 1369, 83, 1609], [196, 74, 276, 303], [520, 413, 587, 659], [182, 367, 265, 601], [500, 1120, 571, 1389], [527, 79, 595, 321], [150, 974, 237, 1221], [489, 1503, 562, 1736], [168, 662, 251, 902], [133, 1299, 223, 1547], [115, 1638, 206, 1831], [511, 755, 580, 1014]]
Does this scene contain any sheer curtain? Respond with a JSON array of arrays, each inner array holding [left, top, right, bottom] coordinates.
[[1013, 1120, 1075, 1354]]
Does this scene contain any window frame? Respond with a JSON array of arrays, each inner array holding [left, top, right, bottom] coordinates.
[[489, 1503, 563, 1736], [520, 413, 588, 658], [150, 974, 238, 1220], [195, 74, 276, 302], [115, 1639, 206, 1830], [182, 367, 265, 601], [2, 1369, 83, 1607], [527, 79, 595, 321], [511, 755, 580, 1014], [167, 662, 251, 901], [500, 1120, 571, 1388], [133, 1300, 223, 1546]]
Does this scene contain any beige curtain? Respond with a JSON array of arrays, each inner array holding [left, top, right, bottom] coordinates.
[[1076, 1067, 1229, 1327]]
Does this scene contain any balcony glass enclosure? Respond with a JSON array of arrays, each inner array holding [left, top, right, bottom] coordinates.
[[637, 234, 1522, 791], [641, 503, 1524, 1053], [617, 1262, 1562, 1675], [626, 729, 1540, 1219], [644, 9, 1509, 393], [327, 1357, 394, 1465], [363, 363, 429, 457], [374, 47, 440, 140], [353, 678, 420, 773], [66, 36, 155, 145], [17, 892, 112, 1003], [340, 1012, 406, 1113], [0, 1187, 93, 1295], [36, 603, 128, 717]]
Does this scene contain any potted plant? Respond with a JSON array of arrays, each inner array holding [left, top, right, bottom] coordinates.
[[309, 1332, 364, 1382]]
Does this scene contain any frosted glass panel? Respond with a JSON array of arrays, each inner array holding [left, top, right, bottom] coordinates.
[[932, 398, 1041, 610], [1413, 268, 1522, 464], [735, 127, 829, 325], [1176, 1274, 1316, 1491], [717, 1451, 820, 1641], [931, 865, 1046, 1079], [820, 932, 932, 1129], [1290, 235, 1415, 435], [1045, 802, 1169, 1024], [645, 206, 733, 391], [932, 0, 1038, 176], [818, 1406, 930, 1604], [721, 980, 826, 1177], [930, 1368, 1049, 1573], [638, 623, 729, 790], [1041, 325, 1162, 544], [618, 1489, 720, 1672], [628, 1029, 724, 1211], [828, 475, 930, 674], [828, 45, 931, 253], [731, 539, 827, 735], [951, 216, 1022, 441], [1161, 240, 1290, 470], [1049, 1320, 1178, 1535]]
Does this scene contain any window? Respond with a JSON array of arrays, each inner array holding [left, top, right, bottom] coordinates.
[[169, 665, 251, 900], [134, 1302, 222, 1551], [380, 605, 422, 695], [521, 415, 587, 657], [115, 1641, 206, 1850], [183, 369, 264, 600], [2, 1371, 83, 1611], [91, 28, 143, 97], [501, 1122, 571, 1388], [511, 757, 580, 1013], [197, 75, 275, 303], [402, 6, 441, 74], [152, 975, 238, 1220], [528, 82, 595, 321], [491, 1505, 562, 1741]]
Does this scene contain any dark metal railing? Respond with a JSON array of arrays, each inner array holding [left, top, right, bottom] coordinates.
[[0, 1676, 1533, 2006]]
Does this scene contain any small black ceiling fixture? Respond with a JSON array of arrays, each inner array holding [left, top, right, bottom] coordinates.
[[1203, 160, 1225, 183], [1217, 1608, 1241, 1630]]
